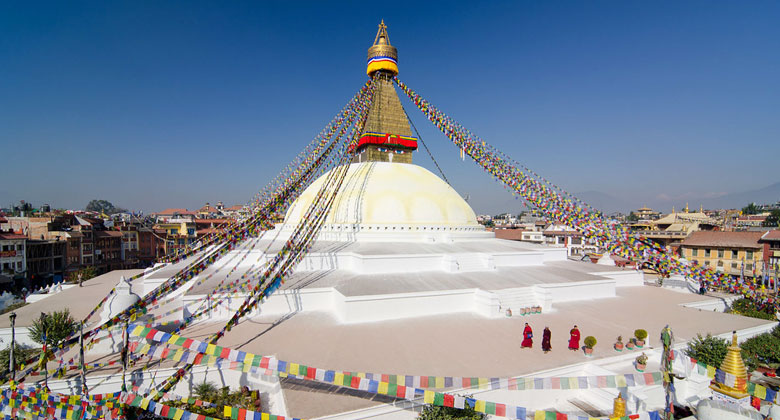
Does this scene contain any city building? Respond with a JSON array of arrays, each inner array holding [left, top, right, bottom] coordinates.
[[25, 239, 65, 286], [632, 204, 720, 248], [154, 219, 197, 255], [758, 230, 780, 272], [152, 208, 198, 222], [0, 232, 26, 289], [680, 231, 765, 278], [635, 205, 660, 220]]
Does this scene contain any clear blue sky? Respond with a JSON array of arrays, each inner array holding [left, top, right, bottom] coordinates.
[[1, 1, 778, 214]]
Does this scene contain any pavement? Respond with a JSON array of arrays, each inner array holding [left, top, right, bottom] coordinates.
[[0, 269, 143, 328]]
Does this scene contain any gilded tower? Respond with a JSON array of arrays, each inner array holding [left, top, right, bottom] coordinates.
[[709, 331, 750, 405], [351, 21, 418, 164]]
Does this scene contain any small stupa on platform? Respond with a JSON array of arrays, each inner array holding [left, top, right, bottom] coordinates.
[[709, 331, 750, 407]]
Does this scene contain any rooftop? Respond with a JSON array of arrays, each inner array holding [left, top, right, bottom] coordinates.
[[681, 230, 764, 248]]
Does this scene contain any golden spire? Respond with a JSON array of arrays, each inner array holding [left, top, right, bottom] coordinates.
[[710, 331, 749, 399], [685, 202, 689, 213], [700, 204, 703, 213], [367, 20, 399, 76]]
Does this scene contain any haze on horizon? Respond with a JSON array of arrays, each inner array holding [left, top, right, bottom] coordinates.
[[1, 1, 778, 215]]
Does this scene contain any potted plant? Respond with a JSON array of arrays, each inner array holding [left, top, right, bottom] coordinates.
[[521, 307, 528, 316], [614, 336, 624, 352], [626, 339, 635, 350], [635, 353, 648, 372], [584, 336, 597, 356], [534, 306, 542, 314], [634, 329, 648, 348]]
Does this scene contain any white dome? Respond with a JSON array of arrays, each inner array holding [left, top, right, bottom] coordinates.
[[283, 162, 488, 241]]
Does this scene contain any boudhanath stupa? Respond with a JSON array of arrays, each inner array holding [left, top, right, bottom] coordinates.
[[1, 22, 776, 420]]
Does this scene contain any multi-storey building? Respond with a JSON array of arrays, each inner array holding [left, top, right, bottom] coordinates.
[[680, 231, 765, 278], [26, 239, 65, 286], [154, 219, 197, 255], [0, 232, 27, 288], [759, 230, 780, 274]]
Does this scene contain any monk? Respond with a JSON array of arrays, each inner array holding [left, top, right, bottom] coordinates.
[[568, 325, 580, 351], [542, 327, 552, 353], [521, 323, 533, 348]]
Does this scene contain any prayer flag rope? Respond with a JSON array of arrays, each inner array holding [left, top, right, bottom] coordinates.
[[130, 326, 664, 391], [394, 77, 778, 314]]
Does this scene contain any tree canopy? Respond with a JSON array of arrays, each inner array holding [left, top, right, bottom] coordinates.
[[85, 199, 126, 214], [741, 202, 760, 215], [762, 209, 780, 227]]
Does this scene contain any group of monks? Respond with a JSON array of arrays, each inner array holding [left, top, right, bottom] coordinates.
[[521, 324, 581, 353]]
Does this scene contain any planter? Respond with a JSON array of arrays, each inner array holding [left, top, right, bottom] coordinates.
[[584, 347, 594, 356], [635, 340, 645, 348], [636, 362, 646, 372], [534, 306, 542, 314], [626, 342, 635, 350], [521, 308, 528, 316], [614, 343, 624, 352]]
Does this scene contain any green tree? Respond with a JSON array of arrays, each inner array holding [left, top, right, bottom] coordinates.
[[626, 212, 639, 222], [741, 331, 780, 371], [29, 310, 78, 348], [762, 209, 780, 227], [85, 199, 126, 214], [418, 396, 486, 420], [67, 266, 97, 284], [0, 344, 38, 374], [741, 203, 759, 215], [728, 298, 776, 320], [685, 333, 728, 367], [164, 384, 261, 419]]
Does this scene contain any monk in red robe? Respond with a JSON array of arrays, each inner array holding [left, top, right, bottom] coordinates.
[[568, 325, 580, 350], [521, 323, 533, 348]]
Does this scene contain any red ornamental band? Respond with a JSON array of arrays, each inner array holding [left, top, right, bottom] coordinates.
[[349, 132, 418, 152]]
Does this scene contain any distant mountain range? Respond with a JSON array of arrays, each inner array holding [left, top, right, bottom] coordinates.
[[576, 181, 780, 214]]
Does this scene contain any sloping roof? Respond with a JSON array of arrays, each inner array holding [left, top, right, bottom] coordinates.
[[0, 232, 26, 240], [760, 230, 780, 242], [154, 208, 197, 216], [681, 231, 763, 248], [225, 205, 244, 211], [95, 230, 123, 238]]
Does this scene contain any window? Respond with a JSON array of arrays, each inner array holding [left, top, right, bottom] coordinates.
[[732, 262, 738, 269], [170, 229, 177, 235], [16, 261, 22, 270], [746, 251, 753, 260], [732, 250, 740, 259], [187, 228, 195, 236], [704, 249, 711, 257], [704, 261, 711, 266], [746, 263, 753, 271], [717, 260, 723, 267], [16, 244, 22, 251], [1, 245, 8, 251], [717, 249, 724, 258]]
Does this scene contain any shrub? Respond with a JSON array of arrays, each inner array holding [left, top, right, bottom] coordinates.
[[584, 336, 597, 348], [165, 384, 261, 419], [685, 333, 728, 368], [0, 344, 38, 374], [636, 353, 648, 365], [634, 329, 648, 340], [418, 395, 486, 420], [67, 266, 97, 284], [29, 310, 78, 348], [729, 299, 776, 320], [740, 332, 780, 372]]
